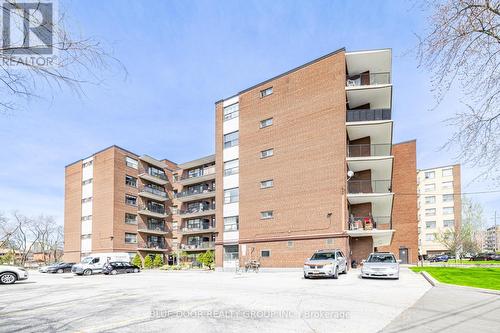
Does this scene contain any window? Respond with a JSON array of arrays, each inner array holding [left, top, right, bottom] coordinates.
[[260, 210, 273, 219], [425, 196, 436, 204], [148, 166, 166, 180], [223, 131, 239, 149], [81, 215, 92, 221], [260, 179, 274, 189], [287, 241, 293, 248], [425, 208, 436, 216], [125, 175, 137, 187], [125, 195, 137, 206], [260, 87, 273, 97], [82, 179, 93, 185], [172, 222, 178, 230], [224, 216, 239, 231], [125, 213, 137, 225], [224, 188, 239, 204], [442, 168, 453, 177], [443, 207, 454, 215], [223, 103, 239, 121], [260, 148, 274, 159], [442, 181, 453, 189], [261, 250, 271, 257], [125, 233, 137, 244], [424, 183, 435, 192], [426, 221, 436, 229], [260, 118, 273, 128], [224, 159, 239, 176], [81, 197, 92, 203], [425, 171, 435, 179], [443, 220, 454, 228], [443, 194, 454, 203], [125, 157, 138, 169], [426, 234, 435, 241], [82, 160, 93, 168]]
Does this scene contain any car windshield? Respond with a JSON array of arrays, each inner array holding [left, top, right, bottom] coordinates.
[[81, 257, 93, 264], [310, 252, 335, 260], [367, 254, 396, 263]]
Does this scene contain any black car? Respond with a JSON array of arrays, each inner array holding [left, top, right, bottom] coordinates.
[[102, 261, 140, 275], [429, 255, 449, 262], [47, 262, 76, 273], [470, 253, 495, 261]]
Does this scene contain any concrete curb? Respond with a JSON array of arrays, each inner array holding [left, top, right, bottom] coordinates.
[[419, 271, 500, 296]]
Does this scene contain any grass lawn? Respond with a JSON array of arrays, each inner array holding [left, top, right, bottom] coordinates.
[[411, 267, 500, 291], [439, 260, 500, 265]]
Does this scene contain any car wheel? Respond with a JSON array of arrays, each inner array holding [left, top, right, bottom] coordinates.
[[111, 270, 117, 275], [83, 269, 92, 276], [332, 267, 339, 279], [0, 272, 17, 284], [57, 269, 63, 274], [133, 268, 139, 273], [304, 273, 309, 279]]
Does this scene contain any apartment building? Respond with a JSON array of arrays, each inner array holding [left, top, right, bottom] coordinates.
[[214, 48, 419, 269], [172, 155, 217, 261], [64, 146, 177, 263], [417, 165, 462, 257], [485, 225, 499, 252]]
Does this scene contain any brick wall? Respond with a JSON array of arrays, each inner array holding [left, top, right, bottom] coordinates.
[[63, 163, 83, 263]]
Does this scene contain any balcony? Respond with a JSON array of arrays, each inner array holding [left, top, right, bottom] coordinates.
[[180, 242, 215, 251], [137, 242, 169, 252], [180, 223, 216, 235], [348, 180, 391, 194], [139, 170, 168, 186], [175, 188, 215, 202], [138, 205, 168, 219], [347, 144, 392, 157], [137, 224, 169, 235], [138, 186, 168, 202], [346, 72, 390, 87], [177, 166, 216, 186], [346, 120, 393, 151], [178, 205, 216, 219], [347, 109, 391, 122], [348, 216, 392, 231]]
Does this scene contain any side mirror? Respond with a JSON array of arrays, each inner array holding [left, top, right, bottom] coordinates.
[[397, 260, 402, 263]]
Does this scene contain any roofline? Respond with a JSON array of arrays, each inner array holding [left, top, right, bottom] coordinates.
[[215, 47, 346, 104], [176, 154, 216, 170], [65, 145, 139, 168], [393, 139, 416, 146], [417, 163, 461, 172]]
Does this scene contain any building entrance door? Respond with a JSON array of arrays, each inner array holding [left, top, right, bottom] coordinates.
[[399, 247, 409, 264]]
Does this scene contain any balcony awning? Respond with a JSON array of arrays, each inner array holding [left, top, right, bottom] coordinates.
[[347, 229, 394, 247], [346, 49, 392, 76], [347, 120, 393, 145], [346, 86, 392, 109], [347, 193, 393, 220], [347, 156, 393, 182]]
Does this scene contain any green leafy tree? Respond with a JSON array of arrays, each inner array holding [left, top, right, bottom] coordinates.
[[144, 255, 153, 269], [197, 250, 215, 269], [153, 254, 163, 268], [132, 254, 142, 268]]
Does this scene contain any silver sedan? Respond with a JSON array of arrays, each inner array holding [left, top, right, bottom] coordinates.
[[361, 252, 400, 279]]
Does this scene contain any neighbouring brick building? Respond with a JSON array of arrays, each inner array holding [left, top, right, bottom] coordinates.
[[64, 48, 420, 268]]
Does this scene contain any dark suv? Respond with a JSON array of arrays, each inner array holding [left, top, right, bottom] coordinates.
[[47, 262, 76, 273], [102, 262, 140, 275]]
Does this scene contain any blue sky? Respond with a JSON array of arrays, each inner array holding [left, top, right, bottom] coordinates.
[[0, 0, 498, 227]]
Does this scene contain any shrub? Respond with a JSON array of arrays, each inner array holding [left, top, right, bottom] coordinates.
[[144, 255, 153, 269], [197, 250, 215, 269], [132, 254, 142, 268], [153, 254, 163, 267]]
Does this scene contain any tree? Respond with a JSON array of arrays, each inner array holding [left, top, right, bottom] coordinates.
[[143, 255, 153, 269], [9, 212, 40, 265], [197, 250, 215, 269], [0, 1, 124, 115], [132, 254, 143, 268], [153, 254, 163, 268], [417, 0, 500, 182]]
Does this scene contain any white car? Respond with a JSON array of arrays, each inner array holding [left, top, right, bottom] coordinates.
[[0, 265, 29, 284], [361, 252, 400, 279], [303, 249, 348, 279]]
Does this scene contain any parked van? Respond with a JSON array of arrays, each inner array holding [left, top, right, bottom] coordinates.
[[71, 252, 131, 276]]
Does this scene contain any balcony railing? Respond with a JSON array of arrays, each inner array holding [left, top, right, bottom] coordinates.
[[179, 205, 215, 215], [139, 205, 166, 215], [181, 166, 215, 180], [348, 216, 392, 230], [346, 72, 391, 87], [140, 168, 167, 181], [180, 242, 215, 250], [176, 188, 215, 198], [181, 223, 216, 232], [347, 180, 392, 194], [138, 242, 166, 249], [347, 144, 392, 157], [140, 224, 166, 232], [140, 186, 167, 198], [347, 109, 391, 122]]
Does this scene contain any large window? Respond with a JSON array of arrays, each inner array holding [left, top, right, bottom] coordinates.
[[260, 87, 273, 97], [443, 194, 454, 203], [425, 196, 436, 204], [425, 171, 435, 179], [125, 233, 137, 244], [442, 181, 453, 189], [426, 234, 435, 241], [443, 220, 454, 228], [125, 195, 137, 206], [424, 184, 435, 192], [443, 207, 454, 215], [260, 148, 274, 159], [224, 188, 239, 204], [224, 159, 239, 176], [442, 168, 453, 177], [426, 221, 436, 229], [125, 175, 137, 187], [224, 131, 239, 149], [425, 208, 436, 216], [260, 118, 273, 128], [125, 213, 137, 224], [224, 216, 239, 232], [223, 103, 239, 121], [125, 157, 138, 169]]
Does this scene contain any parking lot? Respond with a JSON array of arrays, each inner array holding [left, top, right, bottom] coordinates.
[[0, 268, 430, 333]]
